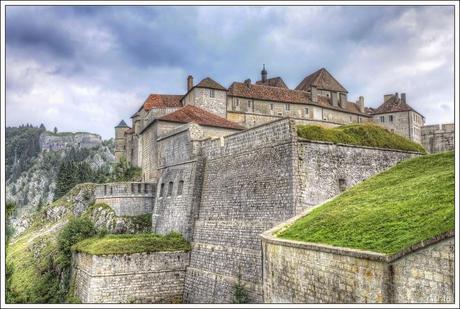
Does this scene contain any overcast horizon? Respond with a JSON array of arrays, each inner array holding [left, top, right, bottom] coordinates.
[[6, 5, 455, 139]]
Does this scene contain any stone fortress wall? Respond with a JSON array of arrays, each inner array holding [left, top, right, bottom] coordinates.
[[180, 118, 419, 303], [421, 123, 455, 153], [73, 250, 190, 303], [75, 118, 449, 304], [261, 218, 454, 304], [94, 182, 156, 216]]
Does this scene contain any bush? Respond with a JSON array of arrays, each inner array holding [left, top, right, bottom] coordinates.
[[111, 156, 142, 182], [57, 218, 96, 266]]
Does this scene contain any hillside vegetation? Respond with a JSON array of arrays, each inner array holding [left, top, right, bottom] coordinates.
[[277, 151, 454, 255], [297, 123, 426, 153]]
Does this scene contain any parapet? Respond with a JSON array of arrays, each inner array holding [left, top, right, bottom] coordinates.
[[95, 182, 156, 216]]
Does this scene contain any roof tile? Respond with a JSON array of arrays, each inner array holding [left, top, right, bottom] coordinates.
[[295, 68, 348, 93], [158, 105, 244, 130]]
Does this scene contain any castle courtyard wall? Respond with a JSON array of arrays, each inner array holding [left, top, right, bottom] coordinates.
[[73, 251, 190, 303], [261, 227, 454, 304]]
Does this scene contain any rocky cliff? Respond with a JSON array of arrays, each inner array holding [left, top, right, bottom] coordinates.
[[6, 127, 115, 237], [39, 132, 102, 152]]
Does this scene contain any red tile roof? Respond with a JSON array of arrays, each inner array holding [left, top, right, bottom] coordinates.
[[195, 77, 227, 91], [139, 94, 183, 112], [370, 95, 422, 116], [255, 77, 288, 88], [228, 82, 310, 104], [158, 105, 244, 130], [295, 68, 348, 93], [228, 82, 367, 116]]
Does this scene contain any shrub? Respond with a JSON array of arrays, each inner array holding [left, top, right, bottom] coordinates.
[[57, 217, 96, 266], [233, 273, 249, 304]]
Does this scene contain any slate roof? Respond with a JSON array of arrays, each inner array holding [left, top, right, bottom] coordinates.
[[295, 68, 348, 93], [255, 77, 288, 89], [195, 77, 227, 91], [158, 105, 244, 130], [370, 95, 422, 116], [115, 120, 129, 128]]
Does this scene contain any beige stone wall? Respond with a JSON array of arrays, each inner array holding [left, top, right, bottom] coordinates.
[[372, 111, 424, 143], [261, 226, 454, 304], [392, 237, 454, 303], [227, 97, 369, 128], [73, 251, 190, 303], [184, 87, 227, 117], [421, 123, 455, 153]]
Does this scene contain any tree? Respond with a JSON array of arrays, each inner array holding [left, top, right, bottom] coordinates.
[[39, 123, 46, 130], [53, 127, 58, 134], [233, 272, 249, 303]]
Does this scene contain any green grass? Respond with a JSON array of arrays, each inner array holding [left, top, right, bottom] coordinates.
[[297, 123, 426, 153], [277, 151, 454, 255], [72, 232, 191, 255]]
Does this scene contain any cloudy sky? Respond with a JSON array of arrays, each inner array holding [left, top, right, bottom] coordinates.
[[6, 5, 455, 139]]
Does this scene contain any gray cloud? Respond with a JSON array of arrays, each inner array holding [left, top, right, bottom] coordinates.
[[6, 5, 455, 139]]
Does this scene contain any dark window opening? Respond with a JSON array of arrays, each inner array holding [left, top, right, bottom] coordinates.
[[338, 179, 347, 192], [177, 180, 184, 196], [167, 182, 173, 197], [160, 183, 165, 198]]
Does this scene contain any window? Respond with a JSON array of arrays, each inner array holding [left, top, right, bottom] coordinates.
[[305, 107, 309, 115], [236, 98, 239, 106], [177, 180, 184, 196], [338, 179, 347, 192], [137, 183, 142, 193], [167, 182, 173, 197], [270, 103, 274, 111], [248, 100, 252, 108], [159, 183, 164, 198], [210, 89, 215, 98], [389, 115, 394, 122], [110, 186, 113, 195], [285, 104, 290, 111], [380, 116, 385, 123], [104, 185, 107, 195], [358, 117, 362, 123]]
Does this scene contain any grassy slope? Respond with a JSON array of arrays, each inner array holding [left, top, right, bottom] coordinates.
[[297, 123, 426, 153], [72, 232, 191, 255], [6, 184, 95, 303], [277, 152, 454, 255]]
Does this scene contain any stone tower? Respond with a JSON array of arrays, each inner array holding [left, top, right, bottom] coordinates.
[[114, 120, 129, 161]]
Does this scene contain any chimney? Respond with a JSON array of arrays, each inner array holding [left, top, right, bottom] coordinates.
[[261, 64, 267, 82], [357, 96, 365, 113], [401, 93, 406, 103], [187, 75, 193, 91], [384, 94, 393, 102], [244, 78, 251, 87], [394, 92, 399, 99]]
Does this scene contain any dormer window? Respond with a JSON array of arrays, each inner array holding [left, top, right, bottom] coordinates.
[[210, 89, 215, 98]]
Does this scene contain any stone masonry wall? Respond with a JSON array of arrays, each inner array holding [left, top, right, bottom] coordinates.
[[183, 118, 422, 303], [73, 251, 190, 303], [261, 228, 454, 304], [94, 182, 155, 216], [294, 140, 419, 213], [421, 123, 455, 153]]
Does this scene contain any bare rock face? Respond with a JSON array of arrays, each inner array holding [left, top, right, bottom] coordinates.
[[39, 132, 102, 152]]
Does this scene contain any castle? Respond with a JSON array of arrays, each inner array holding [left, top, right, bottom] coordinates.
[[73, 67, 453, 303]]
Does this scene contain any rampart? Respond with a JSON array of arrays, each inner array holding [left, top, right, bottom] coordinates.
[[94, 182, 156, 216], [421, 123, 455, 153], [261, 217, 454, 304], [182, 118, 420, 303], [73, 251, 190, 303]]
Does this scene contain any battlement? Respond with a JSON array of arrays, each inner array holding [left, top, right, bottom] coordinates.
[[95, 182, 156, 216]]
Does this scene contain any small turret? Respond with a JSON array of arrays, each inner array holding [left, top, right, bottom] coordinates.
[[115, 120, 129, 161], [261, 64, 267, 82]]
